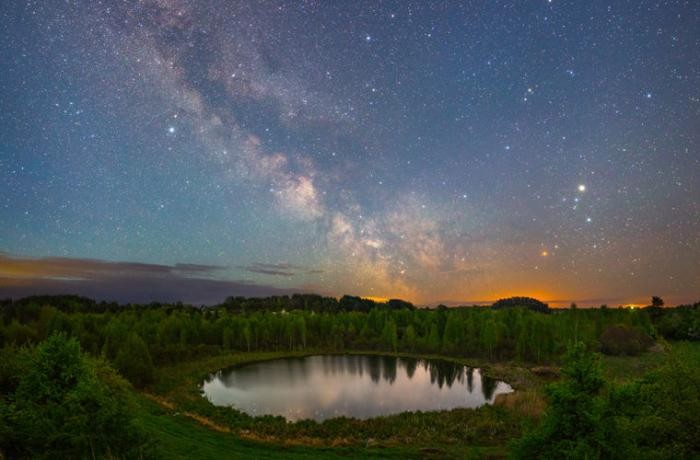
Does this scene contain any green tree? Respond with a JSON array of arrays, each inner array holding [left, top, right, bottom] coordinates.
[[381, 319, 398, 352], [651, 296, 664, 308], [427, 323, 441, 352], [114, 332, 155, 387], [607, 342, 700, 458], [1, 320, 36, 346], [0, 334, 151, 458], [243, 322, 252, 351], [511, 342, 615, 459], [442, 314, 462, 354], [222, 326, 234, 350], [403, 324, 417, 352], [481, 318, 498, 359], [297, 316, 307, 349]]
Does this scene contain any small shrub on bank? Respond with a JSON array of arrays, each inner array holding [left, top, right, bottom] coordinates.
[[600, 325, 654, 356]]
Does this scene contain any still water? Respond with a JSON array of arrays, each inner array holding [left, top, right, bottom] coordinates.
[[201, 355, 513, 421]]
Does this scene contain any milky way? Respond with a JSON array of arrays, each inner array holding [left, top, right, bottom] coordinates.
[[1, 1, 699, 306]]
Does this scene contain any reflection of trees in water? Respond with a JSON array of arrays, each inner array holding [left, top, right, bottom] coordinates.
[[481, 375, 497, 400], [290, 357, 310, 383], [367, 355, 382, 383], [219, 356, 313, 388], [322, 355, 340, 376], [219, 356, 501, 401], [382, 356, 397, 384], [403, 358, 418, 379], [346, 354, 359, 376], [427, 360, 466, 389]]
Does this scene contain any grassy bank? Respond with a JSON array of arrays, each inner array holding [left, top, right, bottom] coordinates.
[[138, 394, 509, 459], [140, 350, 545, 457], [138, 343, 697, 458], [143, 350, 542, 456]]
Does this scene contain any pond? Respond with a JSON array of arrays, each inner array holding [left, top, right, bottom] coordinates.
[[201, 355, 513, 421]]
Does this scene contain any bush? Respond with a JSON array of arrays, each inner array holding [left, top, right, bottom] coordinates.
[[0, 334, 152, 458], [599, 325, 654, 356], [510, 342, 617, 459], [114, 333, 155, 388], [607, 343, 700, 458]]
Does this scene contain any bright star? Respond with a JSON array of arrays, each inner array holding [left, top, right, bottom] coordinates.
[[578, 184, 586, 192], [168, 126, 175, 134]]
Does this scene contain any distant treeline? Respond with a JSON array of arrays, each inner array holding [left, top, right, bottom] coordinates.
[[1, 294, 698, 388], [3, 292, 698, 314], [0, 293, 416, 316]]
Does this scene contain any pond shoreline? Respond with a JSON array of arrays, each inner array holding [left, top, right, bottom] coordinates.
[[141, 344, 683, 453], [145, 349, 542, 451], [202, 354, 514, 421]]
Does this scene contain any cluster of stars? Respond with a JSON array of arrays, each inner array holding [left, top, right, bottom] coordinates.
[[0, 0, 698, 306]]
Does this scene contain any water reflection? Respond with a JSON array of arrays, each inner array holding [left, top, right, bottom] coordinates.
[[202, 355, 513, 421]]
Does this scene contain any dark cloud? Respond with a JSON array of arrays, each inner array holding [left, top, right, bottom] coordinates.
[[239, 262, 322, 277], [243, 268, 295, 277], [173, 263, 227, 274], [252, 262, 304, 270], [0, 255, 297, 305], [0, 254, 224, 279]]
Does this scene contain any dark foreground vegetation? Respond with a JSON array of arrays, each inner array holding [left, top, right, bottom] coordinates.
[[0, 294, 699, 458]]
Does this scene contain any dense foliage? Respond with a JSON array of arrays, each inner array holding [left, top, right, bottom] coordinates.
[[608, 344, 700, 459], [512, 341, 700, 459], [0, 295, 696, 389], [599, 325, 655, 356], [0, 334, 151, 458], [0, 295, 698, 458], [511, 343, 614, 459]]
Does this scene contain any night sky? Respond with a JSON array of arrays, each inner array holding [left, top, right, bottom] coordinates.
[[1, 1, 699, 306]]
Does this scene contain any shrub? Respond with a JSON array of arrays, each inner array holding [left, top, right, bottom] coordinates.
[[0, 334, 152, 458], [114, 333, 155, 388], [510, 342, 617, 459], [599, 325, 654, 356]]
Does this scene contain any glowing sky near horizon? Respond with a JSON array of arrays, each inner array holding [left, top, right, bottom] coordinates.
[[1, 1, 699, 306]]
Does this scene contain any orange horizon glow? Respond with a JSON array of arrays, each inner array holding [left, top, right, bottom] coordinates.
[[361, 296, 390, 303], [0, 254, 694, 308], [357, 291, 668, 309]]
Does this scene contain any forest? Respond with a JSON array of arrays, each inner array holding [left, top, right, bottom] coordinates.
[[1, 295, 699, 458]]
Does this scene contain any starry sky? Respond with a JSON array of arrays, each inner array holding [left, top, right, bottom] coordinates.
[[1, 1, 699, 306]]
